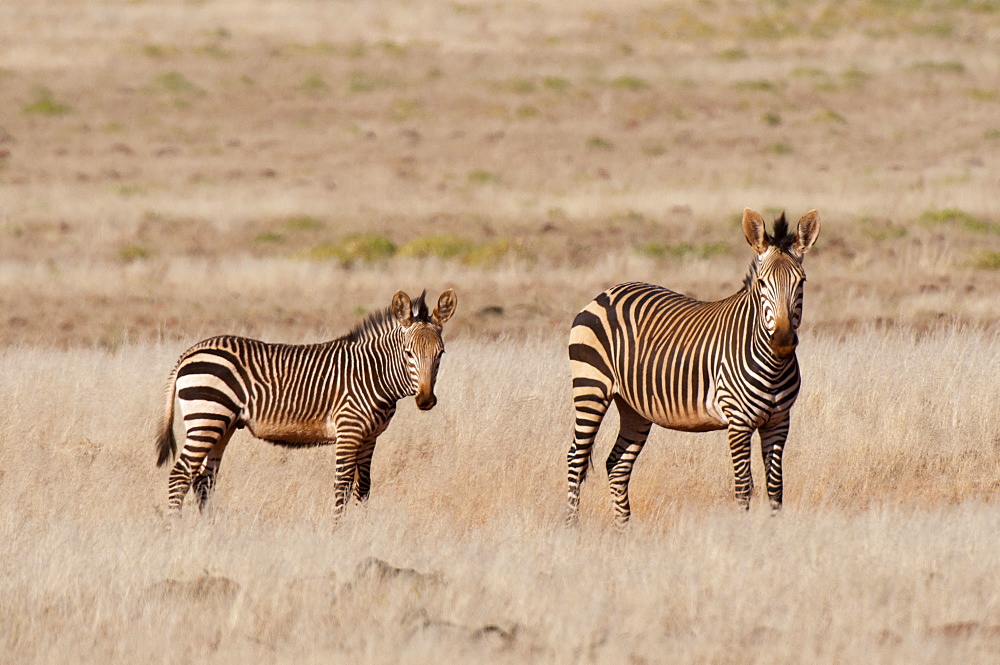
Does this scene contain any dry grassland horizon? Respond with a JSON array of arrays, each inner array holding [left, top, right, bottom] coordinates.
[[1, 0, 999, 662], [1, 0, 999, 345]]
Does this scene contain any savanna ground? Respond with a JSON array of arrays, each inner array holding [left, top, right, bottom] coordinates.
[[1, 0, 999, 662]]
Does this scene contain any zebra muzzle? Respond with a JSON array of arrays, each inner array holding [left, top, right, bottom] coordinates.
[[415, 392, 437, 410], [770, 329, 798, 358]]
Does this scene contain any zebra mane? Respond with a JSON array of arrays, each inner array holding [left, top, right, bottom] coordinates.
[[341, 291, 432, 343], [742, 212, 796, 290], [770, 212, 795, 251]]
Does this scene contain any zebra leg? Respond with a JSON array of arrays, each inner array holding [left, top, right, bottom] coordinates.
[[726, 423, 756, 510], [354, 412, 392, 503], [567, 389, 611, 526], [353, 436, 377, 503], [333, 430, 363, 522], [759, 419, 790, 512], [605, 398, 652, 527], [167, 439, 212, 515], [192, 431, 233, 512]]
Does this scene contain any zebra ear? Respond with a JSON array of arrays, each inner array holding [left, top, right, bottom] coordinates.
[[432, 289, 457, 326], [391, 291, 414, 326], [742, 208, 769, 254], [793, 210, 821, 256]]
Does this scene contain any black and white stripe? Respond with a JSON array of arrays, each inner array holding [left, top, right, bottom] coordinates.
[[566, 209, 820, 526], [156, 289, 457, 519]]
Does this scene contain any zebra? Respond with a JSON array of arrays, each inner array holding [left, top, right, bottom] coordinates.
[[155, 289, 457, 520], [566, 209, 820, 526]]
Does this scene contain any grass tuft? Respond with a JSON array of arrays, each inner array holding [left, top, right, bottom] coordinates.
[[586, 136, 614, 151], [22, 87, 73, 116], [306, 233, 397, 264], [542, 76, 570, 92], [300, 74, 329, 93], [610, 75, 649, 91], [912, 60, 966, 74], [285, 216, 324, 232], [918, 208, 1000, 235], [717, 47, 749, 62], [970, 251, 1000, 270], [467, 170, 501, 185], [348, 71, 393, 93], [118, 245, 153, 262], [398, 234, 472, 260], [635, 242, 729, 259]]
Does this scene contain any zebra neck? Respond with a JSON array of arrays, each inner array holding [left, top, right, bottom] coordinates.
[[343, 328, 412, 399]]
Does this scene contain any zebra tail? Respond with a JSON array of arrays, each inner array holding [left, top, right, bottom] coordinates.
[[155, 364, 179, 467]]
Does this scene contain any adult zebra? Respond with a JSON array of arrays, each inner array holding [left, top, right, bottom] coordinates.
[[156, 289, 457, 520], [567, 209, 820, 526]]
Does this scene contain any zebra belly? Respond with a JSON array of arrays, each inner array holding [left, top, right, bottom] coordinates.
[[244, 418, 334, 445], [650, 407, 728, 433], [621, 390, 728, 432]]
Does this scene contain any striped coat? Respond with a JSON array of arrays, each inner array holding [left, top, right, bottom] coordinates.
[[567, 209, 820, 525]]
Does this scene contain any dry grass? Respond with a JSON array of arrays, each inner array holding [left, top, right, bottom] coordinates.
[[1, 0, 1000, 661], [1, 329, 999, 663]]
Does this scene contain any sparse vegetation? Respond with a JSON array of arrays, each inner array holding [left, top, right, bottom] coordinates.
[[306, 233, 397, 264], [285, 215, 325, 232], [634, 241, 729, 259], [22, 87, 73, 115], [467, 169, 501, 185], [610, 75, 649, 91], [918, 208, 1000, 234], [299, 73, 329, 92], [717, 47, 749, 61], [348, 70, 393, 93], [149, 71, 203, 94], [398, 233, 472, 260], [970, 250, 1000, 270], [586, 136, 613, 150], [118, 244, 153, 261], [762, 111, 782, 126], [3, 1, 1000, 660]]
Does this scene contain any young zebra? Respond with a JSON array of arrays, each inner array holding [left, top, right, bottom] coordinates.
[[156, 289, 457, 520], [567, 209, 820, 526]]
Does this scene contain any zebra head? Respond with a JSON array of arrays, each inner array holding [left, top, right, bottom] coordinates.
[[742, 208, 821, 360], [391, 289, 458, 410]]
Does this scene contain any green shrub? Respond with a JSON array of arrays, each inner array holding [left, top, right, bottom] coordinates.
[[586, 136, 613, 150], [300, 74, 329, 92], [119, 245, 153, 262], [542, 76, 570, 92], [348, 71, 392, 93], [464, 239, 516, 266], [912, 61, 966, 74], [467, 170, 501, 185], [610, 76, 649, 91], [254, 232, 285, 244], [22, 88, 72, 116], [152, 71, 202, 94], [285, 215, 324, 232], [762, 111, 781, 126], [717, 48, 748, 62], [971, 251, 1000, 270], [306, 233, 397, 264], [918, 208, 1000, 234], [635, 242, 729, 259], [399, 234, 472, 260]]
